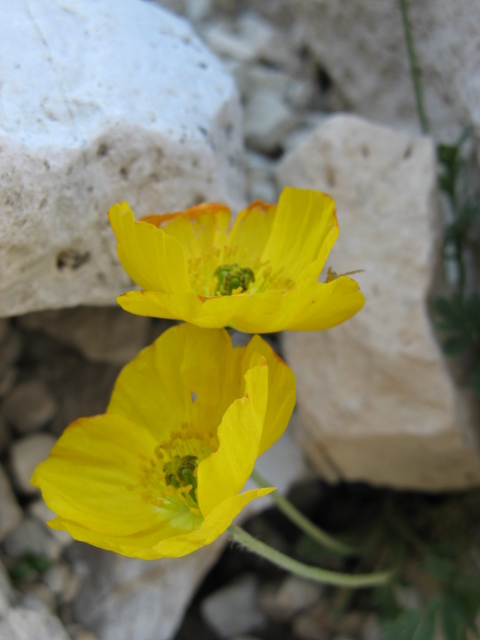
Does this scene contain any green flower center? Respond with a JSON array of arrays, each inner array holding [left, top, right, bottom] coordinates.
[[214, 263, 255, 296], [163, 455, 198, 502]]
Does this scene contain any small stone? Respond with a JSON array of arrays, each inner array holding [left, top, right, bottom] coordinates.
[[0, 414, 11, 455], [201, 575, 267, 638], [3, 516, 63, 561], [184, 0, 213, 22], [361, 615, 383, 640], [292, 602, 329, 640], [244, 89, 296, 153], [241, 65, 290, 99], [394, 585, 422, 610], [0, 559, 14, 618], [285, 78, 315, 110], [43, 563, 79, 603], [68, 629, 100, 640], [10, 433, 56, 495], [203, 21, 256, 62], [245, 151, 278, 203], [28, 499, 72, 550], [0, 607, 70, 640], [2, 380, 57, 434], [259, 576, 323, 623], [0, 368, 18, 399], [0, 332, 23, 398], [0, 320, 9, 344], [0, 464, 22, 542], [19, 307, 152, 365], [19, 583, 56, 614]]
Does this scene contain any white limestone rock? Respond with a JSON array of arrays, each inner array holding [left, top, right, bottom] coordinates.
[[277, 114, 480, 490], [276, 0, 480, 145], [0, 1, 244, 317]]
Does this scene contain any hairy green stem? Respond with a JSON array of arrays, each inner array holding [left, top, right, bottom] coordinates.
[[250, 469, 357, 556], [399, 0, 429, 134], [228, 525, 393, 588]]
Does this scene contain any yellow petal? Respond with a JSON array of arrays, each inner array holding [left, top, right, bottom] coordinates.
[[116, 289, 283, 332], [240, 336, 296, 455], [279, 276, 365, 331], [226, 200, 277, 258], [108, 202, 191, 292], [49, 487, 273, 559], [261, 187, 338, 281], [31, 415, 160, 536], [197, 364, 269, 517], [142, 203, 231, 260], [108, 324, 238, 441]]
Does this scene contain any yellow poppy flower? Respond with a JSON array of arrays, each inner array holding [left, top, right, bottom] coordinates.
[[108, 187, 364, 333], [31, 324, 295, 560]]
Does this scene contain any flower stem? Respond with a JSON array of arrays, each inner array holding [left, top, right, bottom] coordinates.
[[228, 525, 393, 588], [399, 0, 429, 134], [250, 469, 357, 556]]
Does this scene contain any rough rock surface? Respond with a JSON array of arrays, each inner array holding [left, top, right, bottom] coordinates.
[[278, 114, 480, 490], [0, 0, 244, 317], [251, 0, 480, 145]]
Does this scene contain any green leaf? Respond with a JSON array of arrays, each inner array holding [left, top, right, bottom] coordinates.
[[373, 584, 403, 621], [464, 294, 480, 324], [384, 610, 436, 640], [434, 297, 455, 319], [427, 556, 456, 584], [436, 321, 458, 333], [442, 336, 468, 356], [441, 592, 467, 640]]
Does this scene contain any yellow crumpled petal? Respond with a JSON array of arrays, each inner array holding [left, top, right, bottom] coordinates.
[[31, 323, 294, 559], [108, 186, 365, 333]]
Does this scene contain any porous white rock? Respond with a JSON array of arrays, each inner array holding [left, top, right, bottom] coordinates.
[[276, 0, 480, 145], [0, 0, 244, 317], [278, 114, 480, 490]]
